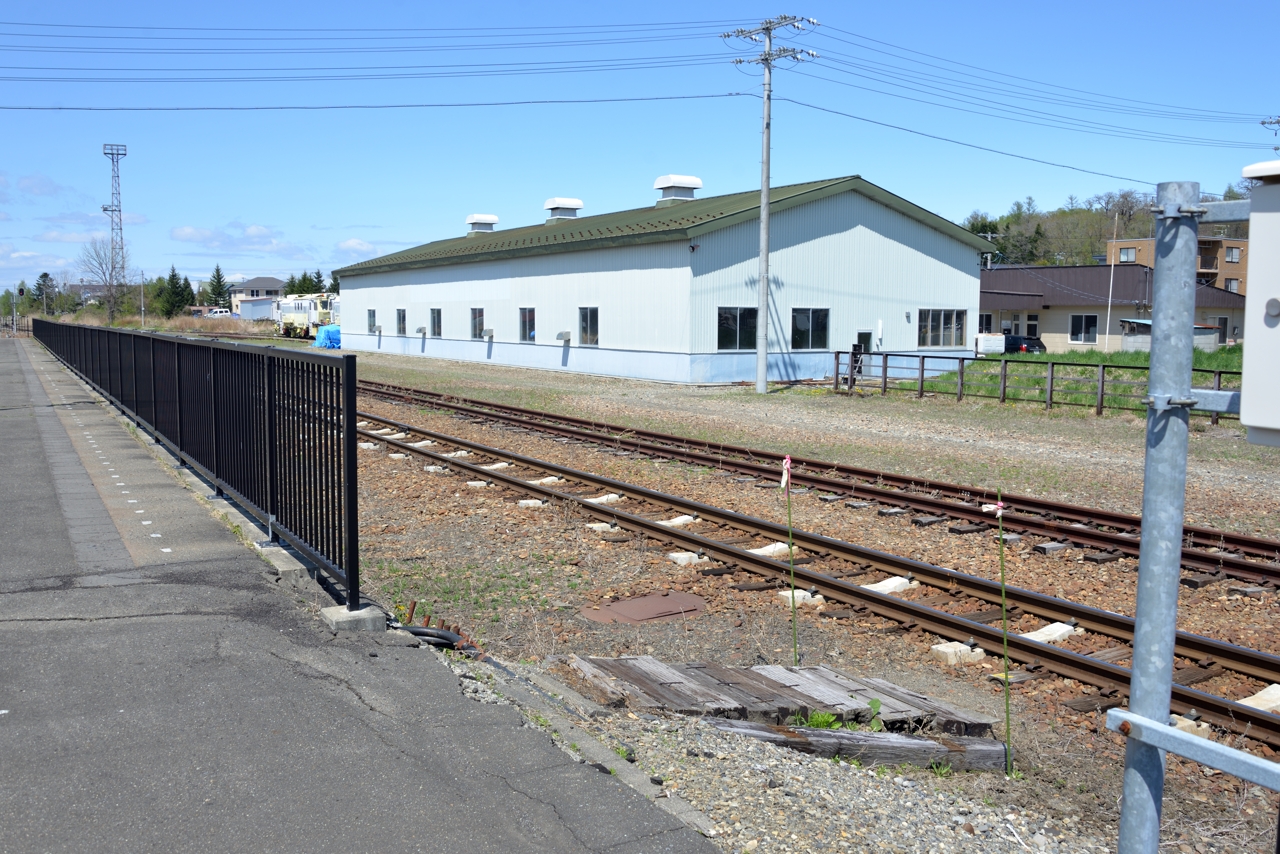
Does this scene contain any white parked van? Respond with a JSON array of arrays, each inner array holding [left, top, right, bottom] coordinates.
[[207, 308, 231, 318]]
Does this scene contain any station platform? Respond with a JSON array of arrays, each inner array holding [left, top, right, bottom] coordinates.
[[0, 338, 714, 854]]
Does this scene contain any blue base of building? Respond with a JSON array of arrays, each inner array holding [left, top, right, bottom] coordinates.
[[341, 333, 855, 384]]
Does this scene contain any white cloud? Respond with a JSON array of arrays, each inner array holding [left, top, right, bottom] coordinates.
[[0, 212, 11, 222], [0, 241, 73, 273], [33, 229, 107, 243], [16, 174, 71, 197], [39, 211, 148, 226], [170, 222, 306, 259], [336, 238, 375, 255]]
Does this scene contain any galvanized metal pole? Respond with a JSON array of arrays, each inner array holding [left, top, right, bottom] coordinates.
[[755, 26, 772, 395], [1118, 181, 1201, 854]]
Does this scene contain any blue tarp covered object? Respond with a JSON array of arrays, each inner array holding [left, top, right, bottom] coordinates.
[[313, 324, 341, 349]]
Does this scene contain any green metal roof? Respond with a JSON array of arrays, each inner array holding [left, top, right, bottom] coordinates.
[[334, 175, 993, 278]]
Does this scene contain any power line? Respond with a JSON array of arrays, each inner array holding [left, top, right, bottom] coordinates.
[[774, 96, 1157, 185], [0, 18, 753, 33], [0, 56, 731, 84], [789, 65, 1272, 150], [815, 26, 1262, 121], [0, 93, 750, 111]]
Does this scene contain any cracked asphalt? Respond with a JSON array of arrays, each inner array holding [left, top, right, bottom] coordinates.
[[0, 338, 716, 854]]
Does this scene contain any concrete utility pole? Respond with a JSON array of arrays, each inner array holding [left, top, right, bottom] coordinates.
[[726, 16, 818, 394]]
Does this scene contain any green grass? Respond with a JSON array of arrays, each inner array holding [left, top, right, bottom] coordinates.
[[885, 345, 1242, 415], [999, 343, 1242, 372], [369, 553, 585, 637]]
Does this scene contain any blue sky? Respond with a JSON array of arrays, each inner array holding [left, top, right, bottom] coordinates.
[[0, 0, 1275, 287]]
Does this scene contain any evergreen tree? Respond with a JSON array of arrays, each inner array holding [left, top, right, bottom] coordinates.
[[312, 269, 325, 292], [285, 273, 299, 295], [207, 264, 230, 309], [297, 271, 316, 293], [328, 273, 340, 294], [160, 266, 181, 317], [179, 276, 194, 314]]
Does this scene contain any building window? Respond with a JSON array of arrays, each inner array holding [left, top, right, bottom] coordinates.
[[1226, 247, 1241, 263], [1069, 314, 1098, 344], [1119, 247, 1136, 263], [367, 309, 377, 334], [430, 308, 442, 338], [978, 313, 993, 334], [717, 307, 758, 350], [917, 309, 966, 347], [470, 308, 485, 339], [1026, 313, 1039, 338], [267, 290, 278, 296], [1225, 278, 1240, 293], [519, 307, 536, 342], [250, 289, 260, 298], [579, 307, 598, 346], [790, 308, 829, 350], [396, 308, 407, 336]]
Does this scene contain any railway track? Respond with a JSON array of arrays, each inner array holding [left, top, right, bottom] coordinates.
[[356, 409, 1280, 748], [357, 379, 1280, 585]]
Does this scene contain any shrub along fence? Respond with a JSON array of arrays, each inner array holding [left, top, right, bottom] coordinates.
[[834, 351, 1240, 423], [33, 319, 361, 608]]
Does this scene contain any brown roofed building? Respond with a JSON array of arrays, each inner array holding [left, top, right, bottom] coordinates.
[[979, 265, 1245, 353]]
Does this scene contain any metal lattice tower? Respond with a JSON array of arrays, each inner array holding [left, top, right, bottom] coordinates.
[[102, 144, 127, 289]]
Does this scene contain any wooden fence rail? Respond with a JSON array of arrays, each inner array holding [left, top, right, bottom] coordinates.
[[832, 351, 1238, 421]]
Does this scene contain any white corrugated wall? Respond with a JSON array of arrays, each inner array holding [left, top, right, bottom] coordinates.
[[342, 241, 692, 352], [690, 190, 981, 354]]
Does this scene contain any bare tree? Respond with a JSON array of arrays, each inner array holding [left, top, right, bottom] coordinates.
[[78, 237, 130, 324]]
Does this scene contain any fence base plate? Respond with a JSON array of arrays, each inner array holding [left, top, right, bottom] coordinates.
[[321, 605, 385, 633]]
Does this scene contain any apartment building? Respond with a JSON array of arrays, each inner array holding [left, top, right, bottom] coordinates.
[[1106, 237, 1247, 294]]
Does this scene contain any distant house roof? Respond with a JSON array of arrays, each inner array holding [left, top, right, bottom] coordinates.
[[334, 175, 994, 278], [231, 276, 285, 292], [980, 265, 1246, 311]]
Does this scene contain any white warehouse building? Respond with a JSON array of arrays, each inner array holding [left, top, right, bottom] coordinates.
[[334, 174, 991, 383]]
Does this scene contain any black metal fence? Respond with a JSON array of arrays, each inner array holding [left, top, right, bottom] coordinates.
[[33, 319, 360, 608]]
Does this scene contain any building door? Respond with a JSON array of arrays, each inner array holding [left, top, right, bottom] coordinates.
[[1217, 316, 1229, 344], [857, 331, 873, 354]]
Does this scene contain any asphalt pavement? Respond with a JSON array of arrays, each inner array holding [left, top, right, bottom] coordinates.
[[0, 338, 717, 854]]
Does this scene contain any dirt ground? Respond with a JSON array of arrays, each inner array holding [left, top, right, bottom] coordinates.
[[355, 352, 1280, 540], [350, 352, 1280, 853]]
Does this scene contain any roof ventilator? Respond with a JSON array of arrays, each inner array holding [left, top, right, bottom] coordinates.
[[544, 198, 583, 224], [654, 175, 702, 208], [465, 214, 498, 237]]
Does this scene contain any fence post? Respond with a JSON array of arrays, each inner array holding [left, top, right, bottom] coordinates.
[[1095, 364, 1106, 416], [1045, 362, 1055, 410], [917, 355, 925, 398], [149, 336, 158, 440], [999, 359, 1008, 403], [880, 353, 888, 395], [265, 353, 279, 543], [174, 343, 185, 466], [342, 353, 360, 611], [832, 353, 839, 393], [1211, 370, 1221, 427], [211, 347, 222, 497], [956, 357, 965, 402]]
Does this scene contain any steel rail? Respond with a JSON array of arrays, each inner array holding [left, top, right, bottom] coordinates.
[[358, 380, 1280, 583], [357, 411, 1280, 745]]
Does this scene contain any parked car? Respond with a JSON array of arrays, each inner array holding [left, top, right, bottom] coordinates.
[[1003, 335, 1046, 354], [207, 308, 232, 318]]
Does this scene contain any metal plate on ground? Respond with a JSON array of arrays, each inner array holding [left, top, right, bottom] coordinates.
[[579, 591, 706, 624]]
